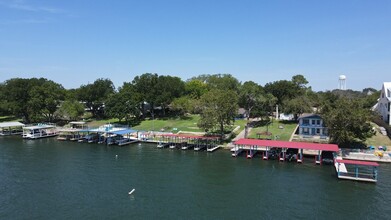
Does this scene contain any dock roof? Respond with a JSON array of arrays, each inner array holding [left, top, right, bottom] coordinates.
[[336, 159, 379, 167], [0, 121, 24, 128], [160, 133, 220, 140], [234, 138, 339, 152]]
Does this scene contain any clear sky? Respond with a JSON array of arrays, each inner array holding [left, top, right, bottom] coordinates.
[[0, 0, 390, 91]]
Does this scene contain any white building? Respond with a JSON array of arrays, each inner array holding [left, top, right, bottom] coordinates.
[[373, 82, 391, 125]]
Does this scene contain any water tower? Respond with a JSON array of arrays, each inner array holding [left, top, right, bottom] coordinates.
[[338, 75, 346, 90]]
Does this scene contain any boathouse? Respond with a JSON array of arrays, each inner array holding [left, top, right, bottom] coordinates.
[[233, 138, 338, 164], [0, 121, 25, 135]]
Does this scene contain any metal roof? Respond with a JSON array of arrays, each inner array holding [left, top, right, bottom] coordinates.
[[336, 159, 379, 167], [234, 138, 339, 151], [160, 133, 220, 140], [0, 121, 25, 128], [108, 129, 137, 135]]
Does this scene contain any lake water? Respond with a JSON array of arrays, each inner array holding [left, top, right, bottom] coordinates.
[[1, 136, 391, 219]]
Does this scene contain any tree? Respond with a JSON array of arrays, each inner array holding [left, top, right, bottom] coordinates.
[[322, 98, 374, 147], [170, 96, 192, 116], [155, 75, 185, 116], [28, 80, 65, 122], [1, 78, 62, 123], [105, 83, 140, 123], [190, 74, 240, 92], [283, 95, 313, 120], [185, 79, 208, 99], [238, 81, 264, 137], [198, 89, 238, 136], [77, 78, 115, 118], [264, 80, 298, 106], [132, 73, 159, 118], [291, 74, 309, 89], [57, 100, 85, 121]]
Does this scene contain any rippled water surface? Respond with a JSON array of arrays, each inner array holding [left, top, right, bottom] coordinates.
[[1, 136, 391, 219]]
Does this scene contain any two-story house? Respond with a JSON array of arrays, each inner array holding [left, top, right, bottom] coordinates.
[[298, 113, 328, 137], [373, 82, 391, 125]]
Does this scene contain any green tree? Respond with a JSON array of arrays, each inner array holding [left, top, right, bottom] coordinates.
[[2, 78, 61, 123], [77, 78, 115, 118], [155, 75, 185, 116], [191, 74, 240, 92], [283, 95, 313, 120], [198, 89, 238, 136], [170, 96, 192, 116], [264, 80, 298, 106], [322, 98, 374, 147], [105, 83, 140, 123], [28, 80, 65, 122], [132, 73, 159, 119], [57, 100, 85, 121], [185, 79, 208, 99], [291, 74, 309, 89]]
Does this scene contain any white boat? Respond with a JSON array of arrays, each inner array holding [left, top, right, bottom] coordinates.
[[22, 123, 58, 139]]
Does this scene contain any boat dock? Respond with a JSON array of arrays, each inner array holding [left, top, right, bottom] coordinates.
[[335, 158, 379, 183], [233, 138, 338, 164], [148, 133, 221, 152]]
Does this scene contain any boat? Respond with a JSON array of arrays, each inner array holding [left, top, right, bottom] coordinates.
[[57, 121, 88, 141]]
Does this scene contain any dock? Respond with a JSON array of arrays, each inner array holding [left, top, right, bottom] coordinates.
[[207, 145, 220, 152], [335, 158, 378, 183]]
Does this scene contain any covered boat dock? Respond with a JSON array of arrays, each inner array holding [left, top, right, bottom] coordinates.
[[156, 133, 221, 152], [335, 159, 379, 183], [0, 122, 25, 135], [233, 138, 339, 164]]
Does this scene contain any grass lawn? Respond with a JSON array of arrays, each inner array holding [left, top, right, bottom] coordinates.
[[365, 123, 391, 147], [0, 116, 22, 123], [132, 115, 202, 133], [248, 120, 298, 141], [87, 115, 248, 134]]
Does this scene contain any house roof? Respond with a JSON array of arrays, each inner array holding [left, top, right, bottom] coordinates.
[[382, 82, 391, 101], [298, 113, 321, 120], [234, 138, 339, 151]]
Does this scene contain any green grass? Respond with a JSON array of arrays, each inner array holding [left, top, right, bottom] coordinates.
[[248, 120, 297, 141], [86, 114, 248, 134], [0, 116, 22, 123], [132, 115, 202, 133], [365, 123, 391, 147]]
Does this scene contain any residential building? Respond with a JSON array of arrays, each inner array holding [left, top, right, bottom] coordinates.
[[298, 113, 328, 136], [373, 82, 391, 125]]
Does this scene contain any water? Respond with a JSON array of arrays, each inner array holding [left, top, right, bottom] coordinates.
[[1, 136, 391, 219]]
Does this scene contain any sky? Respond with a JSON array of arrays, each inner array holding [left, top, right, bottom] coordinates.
[[0, 0, 390, 91]]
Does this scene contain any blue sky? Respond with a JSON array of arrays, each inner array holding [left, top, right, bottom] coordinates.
[[0, 0, 390, 91]]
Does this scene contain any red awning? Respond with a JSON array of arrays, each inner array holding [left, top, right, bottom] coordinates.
[[234, 138, 339, 152], [336, 159, 379, 167]]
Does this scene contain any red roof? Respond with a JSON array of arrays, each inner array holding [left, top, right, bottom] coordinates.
[[234, 138, 339, 152], [159, 133, 220, 140], [336, 159, 379, 167]]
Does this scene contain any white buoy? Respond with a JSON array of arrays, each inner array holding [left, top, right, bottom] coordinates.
[[115, 155, 118, 159], [128, 189, 135, 195]]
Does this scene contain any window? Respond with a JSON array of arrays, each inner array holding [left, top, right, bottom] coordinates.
[[316, 128, 320, 134], [311, 119, 316, 125], [303, 119, 309, 124], [303, 128, 309, 134], [316, 120, 320, 125]]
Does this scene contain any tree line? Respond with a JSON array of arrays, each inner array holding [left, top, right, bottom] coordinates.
[[0, 73, 380, 147]]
